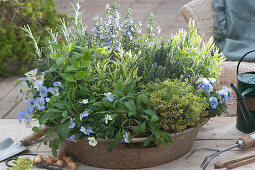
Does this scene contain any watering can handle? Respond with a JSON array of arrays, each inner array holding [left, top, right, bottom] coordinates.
[[237, 50, 255, 76]]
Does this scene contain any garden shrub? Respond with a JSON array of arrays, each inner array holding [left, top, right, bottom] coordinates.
[[0, 0, 61, 76], [138, 21, 225, 84], [146, 79, 209, 133]]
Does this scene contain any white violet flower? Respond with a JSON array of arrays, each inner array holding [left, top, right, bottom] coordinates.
[[88, 137, 97, 146], [123, 132, 129, 143], [45, 98, 50, 102], [79, 99, 89, 104], [104, 114, 113, 124], [24, 68, 38, 79]]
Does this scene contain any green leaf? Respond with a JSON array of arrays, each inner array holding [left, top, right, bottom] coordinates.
[[148, 123, 160, 138], [45, 127, 56, 138], [115, 105, 128, 113], [125, 99, 136, 113], [46, 108, 62, 113], [66, 65, 77, 71], [61, 116, 70, 124], [133, 122, 146, 134], [67, 42, 76, 52], [151, 115, 159, 122], [113, 90, 124, 97], [52, 138, 59, 149], [48, 64, 57, 72], [40, 111, 61, 123], [32, 127, 40, 133], [92, 102, 105, 108], [108, 132, 122, 152], [141, 114, 150, 121], [103, 98, 113, 108], [52, 148, 57, 158], [56, 56, 66, 66], [53, 103, 66, 110], [144, 109, 157, 117], [136, 94, 143, 105], [62, 110, 68, 117], [128, 111, 136, 117], [144, 134, 153, 147]]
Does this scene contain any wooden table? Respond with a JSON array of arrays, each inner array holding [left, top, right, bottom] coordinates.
[[0, 117, 254, 170]]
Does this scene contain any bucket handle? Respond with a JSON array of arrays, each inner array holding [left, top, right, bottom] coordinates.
[[237, 50, 255, 76]]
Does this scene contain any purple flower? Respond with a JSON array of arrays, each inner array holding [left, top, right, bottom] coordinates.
[[209, 97, 218, 109], [39, 86, 48, 98], [80, 126, 93, 135], [34, 98, 45, 110], [69, 118, 75, 129], [66, 135, 76, 142]]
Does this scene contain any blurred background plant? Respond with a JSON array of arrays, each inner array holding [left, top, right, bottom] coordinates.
[[0, 0, 62, 76]]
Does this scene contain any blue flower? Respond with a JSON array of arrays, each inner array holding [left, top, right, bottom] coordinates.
[[209, 97, 218, 109], [104, 92, 115, 102], [69, 118, 75, 128], [53, 81, 64, 89], [66, 135, 76, 142], [26, 107, 33, 117], [24, 117, 32, 128], [22, 77, 32, 83], [218, 90, 228, 104], [209, 78, 216, 85], [222, 86, 233, 101], [33, 80, 43, 90], [80, 126, 93, 135], [22, 93, 28, 103], [80, 111, 89, 121], [34, 98, 45, 110], [48, 87, 60, 96], [155, 26, 161, 34], [123, 132, 129, 143], [197, 78, 212, 93], [17, 111, 25, 123], [39, 86, 48, 98]]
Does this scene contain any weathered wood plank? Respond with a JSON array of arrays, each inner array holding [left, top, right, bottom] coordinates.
[[4, 99, 27, 119], [0, 85, 22, 118], [0, 76, 20, 101]]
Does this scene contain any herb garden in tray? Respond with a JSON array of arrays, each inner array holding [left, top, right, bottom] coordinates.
[[16, 1, 233, 168]]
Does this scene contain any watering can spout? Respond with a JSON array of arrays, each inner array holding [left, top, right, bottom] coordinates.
[[230, 84, 254, 126]]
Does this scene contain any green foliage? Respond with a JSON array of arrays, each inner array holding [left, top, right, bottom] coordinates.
[[0, 0, 61, 76], [138, 21, 225, 84], [7, 156, 33, 170], [16, 1, 230, 156], [146, 79, 209, 132]]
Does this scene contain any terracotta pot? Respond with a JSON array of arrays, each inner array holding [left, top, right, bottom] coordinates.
[[60, 122, 206, 169]]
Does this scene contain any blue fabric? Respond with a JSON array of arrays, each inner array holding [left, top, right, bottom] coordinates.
[[212, 0, 255, 61]]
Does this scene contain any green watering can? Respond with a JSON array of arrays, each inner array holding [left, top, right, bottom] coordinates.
[[231, 50, 255, 133]]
